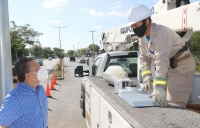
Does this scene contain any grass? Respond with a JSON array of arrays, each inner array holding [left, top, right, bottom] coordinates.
[[51, 59, 63, 79], [52, 70, 62, 78]]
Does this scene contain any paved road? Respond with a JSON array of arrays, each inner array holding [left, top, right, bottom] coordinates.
[[40, 57, 88, 128], [41, 58, 60, 74]]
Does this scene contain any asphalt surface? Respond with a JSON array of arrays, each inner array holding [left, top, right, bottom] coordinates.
[[40, 57, 88, 128], [41, 58, 60, 74]]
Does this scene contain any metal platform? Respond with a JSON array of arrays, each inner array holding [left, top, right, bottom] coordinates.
[[85, 76, 200, 128], [118, 87, 156, 107]]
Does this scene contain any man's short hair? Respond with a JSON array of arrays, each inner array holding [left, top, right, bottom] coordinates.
[[14, 56, 34, 82]]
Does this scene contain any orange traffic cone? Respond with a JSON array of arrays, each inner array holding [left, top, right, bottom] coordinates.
[[46, 83, 52, 97], [54, 76, 57, 84], [50, 81, 55, 90]]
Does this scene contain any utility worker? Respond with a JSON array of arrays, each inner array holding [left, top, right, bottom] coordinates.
[[127, 5, 196, 107]]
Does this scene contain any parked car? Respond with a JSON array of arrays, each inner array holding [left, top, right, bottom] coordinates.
[[35, 59, 43, 66], [78, 57, 86, 63], [70, 56, 75, 61], [48, 57, 52, 60]]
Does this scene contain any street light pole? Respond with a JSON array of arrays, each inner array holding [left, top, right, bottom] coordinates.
[[59, 28, 61, 49], [89, 30, 96, 58], [0, 0, 12, 103], [51, 26, 67, 49]]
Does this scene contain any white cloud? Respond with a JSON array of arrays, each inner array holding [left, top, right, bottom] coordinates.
[[81, 8, 88, 11], [116, 1, 121, 5], [107, 1, 127, 17], [111, 4, 122, 10], [43, 0, 72, 9], [51, 20, 63, 23], [107, 10, 127, 17], [93, 26, 103, 29], [89, 9, 104, 17]]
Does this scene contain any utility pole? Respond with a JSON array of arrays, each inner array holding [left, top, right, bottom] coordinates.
[[89, 30, 96, 58], [0, 0, 12, 103], [77, 43, 79, 56], [51, 26, 67, 49]]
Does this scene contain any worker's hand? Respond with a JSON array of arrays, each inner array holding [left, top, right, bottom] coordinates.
[[142, 75, 153, 93], [149, 84, 168, 107], [141, 68, 153, 93]]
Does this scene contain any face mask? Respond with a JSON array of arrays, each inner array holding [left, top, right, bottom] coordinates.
[[133, 20, 147, 37], [31, 67, 48, 82]]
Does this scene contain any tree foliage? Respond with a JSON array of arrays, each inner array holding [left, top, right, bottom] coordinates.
[[53, 47, 65, 59], [67, 50, 75, 56], [88, 44, 100, 53], [31, 45, 43, 58], [10, 21, 43, 61], [79, 48, 87, 56], [43, 47, 54, 59], [187, 32, 200, 72]]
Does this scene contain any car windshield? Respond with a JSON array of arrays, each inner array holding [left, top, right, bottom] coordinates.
[[106, 56, 137, 77]]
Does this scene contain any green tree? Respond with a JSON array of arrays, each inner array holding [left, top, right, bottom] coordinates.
[[79, 48, 87, 56], [67, 50, 75, 56], [187, 32, 200, 72], [88, 44, 100, 54], [53, 47, 65, 58], [31, 45, 43, 58], [43, 47, 54, 59], [10, 21, 43, 61]]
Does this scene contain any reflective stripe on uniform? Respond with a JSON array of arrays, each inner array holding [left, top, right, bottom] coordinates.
[[153, 78, 167, 85], [141, 70, 151, 77]]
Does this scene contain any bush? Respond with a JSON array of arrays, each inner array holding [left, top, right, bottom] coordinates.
[[57, 63, 61, 70]]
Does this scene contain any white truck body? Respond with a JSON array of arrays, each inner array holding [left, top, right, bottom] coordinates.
[[75, 1, 200, 128]]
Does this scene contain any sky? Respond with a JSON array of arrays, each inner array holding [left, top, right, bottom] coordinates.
[[8, 0, 198, 52]]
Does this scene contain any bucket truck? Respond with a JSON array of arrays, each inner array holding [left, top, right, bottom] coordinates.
[[74, 1, 200, 128]]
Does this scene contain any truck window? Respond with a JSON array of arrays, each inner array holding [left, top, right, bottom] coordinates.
[[92, 57, 102, 76], [107, 56, 137, 77]]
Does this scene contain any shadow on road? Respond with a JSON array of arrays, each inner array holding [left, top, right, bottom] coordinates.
[[48, 108, 52, 111], [47, 96, 58, 100], [50, 89, 60, 92]]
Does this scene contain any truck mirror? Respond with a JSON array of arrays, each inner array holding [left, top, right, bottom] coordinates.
[[74, 66, 83, 77]]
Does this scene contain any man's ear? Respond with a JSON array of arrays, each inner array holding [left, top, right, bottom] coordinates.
[[25, 73, 30, 80]]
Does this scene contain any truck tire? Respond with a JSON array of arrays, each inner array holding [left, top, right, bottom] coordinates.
[[80, 91, 85, 118]]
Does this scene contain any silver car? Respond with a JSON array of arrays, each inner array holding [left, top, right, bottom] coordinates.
[[78, 57, 86, 63]]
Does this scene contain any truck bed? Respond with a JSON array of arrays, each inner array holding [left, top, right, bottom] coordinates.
[[85, 76, 200, 128]]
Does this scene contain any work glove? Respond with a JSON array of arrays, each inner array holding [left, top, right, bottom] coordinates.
[[149, 78, 168, 107], [141, 68, 153, 93]]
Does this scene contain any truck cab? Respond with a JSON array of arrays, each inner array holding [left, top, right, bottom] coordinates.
[[74, 51, 142, 117]]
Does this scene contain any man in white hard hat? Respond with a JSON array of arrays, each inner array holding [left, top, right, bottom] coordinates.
[[127, 4, 196, 107]]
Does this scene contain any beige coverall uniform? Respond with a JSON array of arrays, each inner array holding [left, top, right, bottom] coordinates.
[[139, 23, 196, 107]]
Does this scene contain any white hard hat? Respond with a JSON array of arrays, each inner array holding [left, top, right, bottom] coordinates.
[[127, 4, 154, 26]]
